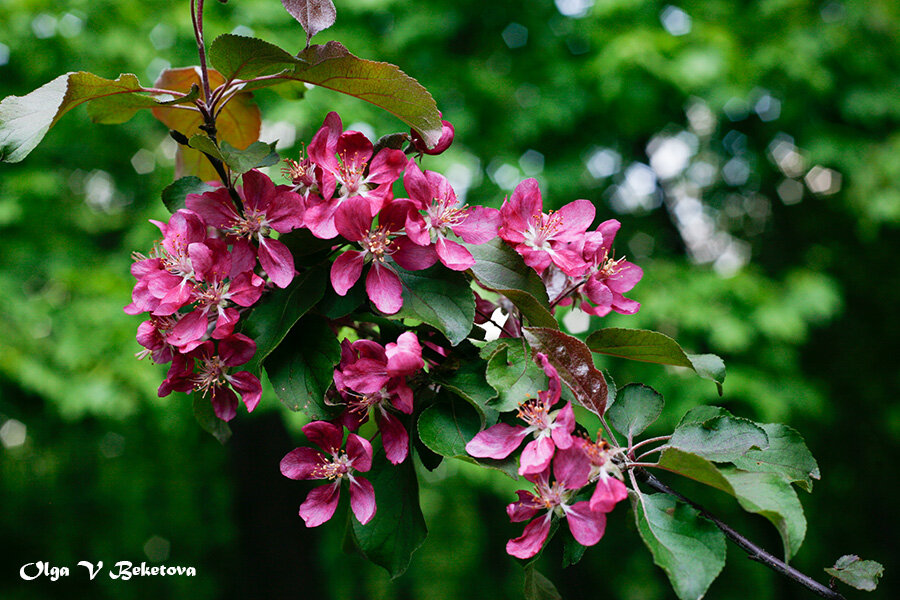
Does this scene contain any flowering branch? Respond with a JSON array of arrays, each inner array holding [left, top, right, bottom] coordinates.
[[635, 468, 848, 600]]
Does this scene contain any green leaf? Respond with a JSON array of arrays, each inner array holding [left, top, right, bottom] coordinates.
[[351, 450, 427, 578], [825, 555, 884, 592], [187, 134, 224, 161], [241, 266, 328, 375], [393, 264, 475, 346], [264, 315, 341, 418], [87, 83, 201, 124], [633, 492, 726, 600], [657, 449, 807, 559], [678, 405, 732, 426], [523, 327, 609, 417], [731, 423, 821, 492], [208, 34, 299, 81], [719, 468, 807, 560], [562, 536, 588, 567], [523, 565, 563, 600], [466, 238, 557, 328], [223, 140, 280, 174], [257, 42, 442, 148], [417, 397, 479, 457], [606, 383, 664, 441], [483, 338, 546, 412], [1, 72, 149, 162], [316, 282, 367, 319], [669, 415, 768, 462], [192, 392, 232, 445], [417, 395, 517, 478], [161, 176, 216, 214], [433, 358, 499, 424], [586, 328, 726, 395]]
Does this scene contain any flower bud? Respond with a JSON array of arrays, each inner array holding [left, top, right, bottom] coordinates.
[[411, 120, 454, 155]]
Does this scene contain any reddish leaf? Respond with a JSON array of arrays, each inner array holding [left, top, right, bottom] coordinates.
[[151, 67, 261, 181], [523, 327, 608, 416], [281, 0, 337, 46]]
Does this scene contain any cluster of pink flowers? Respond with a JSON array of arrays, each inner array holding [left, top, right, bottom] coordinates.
[[285, 112, 502, 313], [499, 178, 643, 316], [125, 168, 308, 420], [466, 352, 627, 558], [280, 331, 425, 527], [126, 111, 643, 553]]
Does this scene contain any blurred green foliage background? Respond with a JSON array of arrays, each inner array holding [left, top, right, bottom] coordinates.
[[1, 0, 898, 598]]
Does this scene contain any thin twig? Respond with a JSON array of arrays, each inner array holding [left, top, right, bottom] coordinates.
[[634, 468, 847, 600]]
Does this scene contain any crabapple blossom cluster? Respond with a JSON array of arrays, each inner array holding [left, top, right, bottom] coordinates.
[[499, 178, 643, 316], [125, 168, 308, 420], [126, 111, 643, 558], [467, 353, 628, 558]]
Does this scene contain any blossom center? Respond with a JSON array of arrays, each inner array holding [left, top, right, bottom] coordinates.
[[426, 198, 467, 231], [524, 211, 563, 249], [337, 151, 366, 194], [363, 227, 395, 261], [312, 452, 354, 480], [194, 355, 228, 393], [517, 398, 550, 430]]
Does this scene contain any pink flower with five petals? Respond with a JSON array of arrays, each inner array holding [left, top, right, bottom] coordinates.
[[186, 169, 304, 288], [281, 421, 376, 527], [499, 178, 595, 276], [465, 353, 576, 475], [402, 159, 501, 271], [305, 112, 407, 239], [330, 196, 437, 314], [505, 446, 608, 559]]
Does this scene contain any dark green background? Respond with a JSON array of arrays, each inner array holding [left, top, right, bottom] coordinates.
[[1, 0, 896, 598]]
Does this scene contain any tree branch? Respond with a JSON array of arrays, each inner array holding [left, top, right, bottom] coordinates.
[[634, 468, 847, 600]]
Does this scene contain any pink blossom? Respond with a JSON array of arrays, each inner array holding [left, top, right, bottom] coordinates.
[[498, 179, 594, 276], [551, 220, 643, 316], [402, 160, 500, 271], [465, 353, 575, 475], [332, 333, 424, 465], [186, 169, 304, 288], [576, 432, 629, 513], [280, 421, 376, 527], [330, 196, 436, 314], [166, 238, 265, 352], [159, 334, 261, 422], [124, 209, 208, 316], [505, 447, 608, 559], [305, 112, 406, 239]]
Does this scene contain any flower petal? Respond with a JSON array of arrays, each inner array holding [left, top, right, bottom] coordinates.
[[465, 424, 529, 459], [331, 250, 365, 296], [280, 447, 326, 480], [302, 420, 344, 454], [506, 513, 552, 559], [564, 501, 607, 547], [345, 433, 374, 472], [366, 263, 403, 314], [298, 482, 341, 527], [258, 237, 296, 288], [349, 476, 377, 524], [519, 436, 556, 476], [590, 475, 629, 513], [377, 410, 410, 465]]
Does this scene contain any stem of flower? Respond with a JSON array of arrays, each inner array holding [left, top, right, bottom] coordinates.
[[634, 468, 848, 600], [549, 279, 585, 310], [628, 435, 672, 457], [190, 0, 212, 105]]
